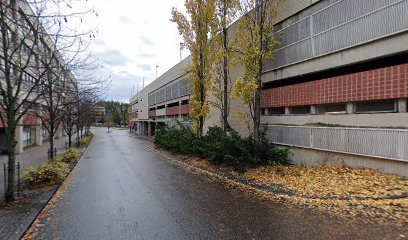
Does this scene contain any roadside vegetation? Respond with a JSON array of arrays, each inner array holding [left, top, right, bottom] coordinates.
[[154, 124, 407, 225], [78, 133, 95, 147], [23, 148, 81, 185], [154, 125, 290, 172]]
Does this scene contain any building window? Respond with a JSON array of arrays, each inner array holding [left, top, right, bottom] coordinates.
[[354, 100, 396, 113], [289, 106, 310, 115], [316, 104, 346, 115], [264, 107, 285, 116]]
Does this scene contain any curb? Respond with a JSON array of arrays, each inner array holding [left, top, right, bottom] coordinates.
[[146, 145, 408, 202], [18, 135, 94, 240]]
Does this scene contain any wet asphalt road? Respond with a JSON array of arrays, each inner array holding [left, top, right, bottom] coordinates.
[[28, 128, 390, 240]]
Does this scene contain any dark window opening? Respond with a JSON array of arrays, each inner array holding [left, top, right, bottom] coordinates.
[[289, 106, 310, 115], [263, 107, 286, 116], [316, 104, 346, 114], [167, 102, 180, 108], [354, 100, 396, 113]]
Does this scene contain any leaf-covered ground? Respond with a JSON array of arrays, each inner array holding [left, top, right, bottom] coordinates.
[[153, 146, 407, 227], [243, 165, 407, 225]]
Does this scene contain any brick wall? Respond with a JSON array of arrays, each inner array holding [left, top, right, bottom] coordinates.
[[165, 106, 180, 116], [23, 112, 37, 125], [148, 110, 156, 117], [180, 104, 190, 115], [261, 63, 408, 108]]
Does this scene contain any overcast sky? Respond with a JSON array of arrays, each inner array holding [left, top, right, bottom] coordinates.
[[73, 0, 188, 102]]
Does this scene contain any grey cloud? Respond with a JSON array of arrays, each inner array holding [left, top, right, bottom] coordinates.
[[97, 49, 131, 67], [108, 71, 141, 102], [140, 36, 154, 46]]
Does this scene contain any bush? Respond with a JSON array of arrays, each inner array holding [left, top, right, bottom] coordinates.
[[79, 133, 94, 147], [154, 125, 291, 172], [155, 124, 204, 155], [23, 160, 70, 184], [56, 148, 80, 163]]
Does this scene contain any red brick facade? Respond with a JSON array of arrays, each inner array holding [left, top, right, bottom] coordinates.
[[165, 106, 180, 116], [261, 63, 408, 108], [180, 104, 190, 115], [148, 110, 156, 117], [23, 112, 37, 125]]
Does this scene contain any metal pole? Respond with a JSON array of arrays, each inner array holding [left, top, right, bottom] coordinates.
[[180, 42, 184, 61], [156, 65, 159, 79], [17, 162, 20, 197]]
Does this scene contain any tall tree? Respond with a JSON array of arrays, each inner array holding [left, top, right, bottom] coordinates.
[[210, 0, 239, 132], [232, 0, 279, 156], [171, 0, 217, 137], [0, 0, 46, 202], [0, 0, 100, 201], [30, 0, 96, 159]]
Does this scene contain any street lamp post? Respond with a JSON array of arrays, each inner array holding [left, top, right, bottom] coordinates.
[[156, 65, 159, 79], [180, 42, 184, 61]]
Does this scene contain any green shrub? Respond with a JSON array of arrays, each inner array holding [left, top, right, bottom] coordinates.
[[154, 125, 291, 172], [57, 148, 80, 163], [79, 134, 94, 147], [155, 124, 204, 155], [203, 127, 251, 171], [23, 160, 70, 184]]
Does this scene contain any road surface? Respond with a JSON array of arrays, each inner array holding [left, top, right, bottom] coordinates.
[[26, 128, 395, 239]]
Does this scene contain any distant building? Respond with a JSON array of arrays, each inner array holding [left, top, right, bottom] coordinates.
[[129, 0, 408, 176], [93, 106, 106, 124]]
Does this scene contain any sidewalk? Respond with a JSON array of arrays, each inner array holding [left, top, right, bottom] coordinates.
[[0, 137, 69, 202]]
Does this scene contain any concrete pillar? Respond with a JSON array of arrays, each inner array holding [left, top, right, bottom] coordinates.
[[398, 98, 407, 113], [284, 107, 290, 116], [178, 101, 181, 118], [15, 125, 23, 154], [35, 124, 43, 146], [148, 122, 152, 136], [346, 103, 354, 114], [310, 105, 317, 115]]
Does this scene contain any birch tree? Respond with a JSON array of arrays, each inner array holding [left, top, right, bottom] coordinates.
[[232, 0, 279, 157], [210, 0, 240, 132], [171, 0, 217, 137]]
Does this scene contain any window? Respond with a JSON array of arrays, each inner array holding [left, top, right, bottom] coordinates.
[[316, 104, 346, 114], [354, 100, 396, 113], [289, 106, 310, 115], [267, 107, 286, 115]]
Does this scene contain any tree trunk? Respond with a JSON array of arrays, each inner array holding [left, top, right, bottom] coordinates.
[[254, 0, 264, 160], [76, 125, 80, 146], [5, 122, 17, 202], [68, 133, 72, 148], [49, 129, 55, 159], [198, 21, 205, 138], [222, 0, 229, 132]]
